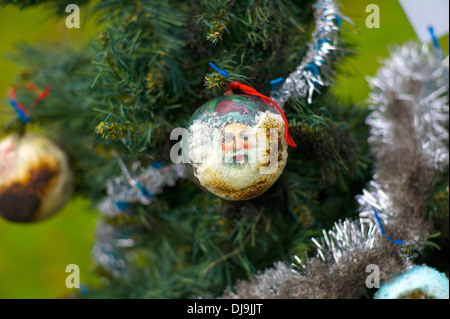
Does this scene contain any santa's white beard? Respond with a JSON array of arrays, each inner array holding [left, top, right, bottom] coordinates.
[[197, 152, 262, 194]]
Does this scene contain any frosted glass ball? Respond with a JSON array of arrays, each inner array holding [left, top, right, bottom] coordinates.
[[0, 133, 74, 222], [182, 94, 288, 201]]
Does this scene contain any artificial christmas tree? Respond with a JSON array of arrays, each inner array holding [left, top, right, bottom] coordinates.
[[0, 0, 447, 300]]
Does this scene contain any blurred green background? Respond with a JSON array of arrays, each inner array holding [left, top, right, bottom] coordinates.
[[0, 0, 448, 298]]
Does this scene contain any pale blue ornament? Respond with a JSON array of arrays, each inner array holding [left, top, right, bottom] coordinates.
[[374, 265, 449, 299]]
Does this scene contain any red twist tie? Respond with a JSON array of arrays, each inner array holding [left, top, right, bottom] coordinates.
[[32, 86, 51, 109], [9, 84, 51, 114], [225, 81, 297, 148], [9, 87, 29, 114]]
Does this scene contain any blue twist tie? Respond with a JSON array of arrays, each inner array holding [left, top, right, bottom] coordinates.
[[318, 39, 330, 46], [269, 77, 284, 90], [392, 239, 406, 245], [137, 182, 153, 198], [428, 26, 443, 60], [335, 15, 342, 27], [305, 62, 320, 75], [151, 161, 164, 169], [115, 200, 130, 211], [9, 99, 30, 123], [209, 62, 228, 77], [373, 209, 386, 237], [373, 210, 406, 245], [429, 26, 449, 89]]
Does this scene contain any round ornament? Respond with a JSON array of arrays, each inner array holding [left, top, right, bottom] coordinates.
[[182, 94, 288, 201], [374, 265, 449, 299], [0, 133, 74, 222]]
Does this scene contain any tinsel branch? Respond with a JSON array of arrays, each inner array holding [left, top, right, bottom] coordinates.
[[222, 42, 449, 299], [222, 219, 406, 298], [358, 42, 449, 251], [92, 156, 187, 279], [270, 0, 349, 105], [97, 155, 186, 216], [92, 220, 140, 280]]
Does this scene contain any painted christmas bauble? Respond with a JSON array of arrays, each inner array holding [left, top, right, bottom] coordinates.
[[0, 133, 74, 222], [182, 94, 288, 201]]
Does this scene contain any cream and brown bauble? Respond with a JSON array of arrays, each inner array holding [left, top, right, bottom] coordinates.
[[182, 94, 288, 201], [0, 133, 74, 222]]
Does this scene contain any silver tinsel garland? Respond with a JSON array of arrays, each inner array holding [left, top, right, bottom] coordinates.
[[223, 42, 449, 299], [270, 0, 348, 105], [92, 154, 186, 278], [97, 152, 186, 217], [365, 43, 449, 172], [358, 42, 448, 248], [91, 221, 138, 280]]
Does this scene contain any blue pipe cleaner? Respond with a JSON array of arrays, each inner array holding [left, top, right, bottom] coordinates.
[[209, 62, 228, 77], [373, 210, 406, 245], [137, 182, 153, 198], [114, 201, 130, 211], [269, 77, 284, 90], [9, 99, 30, 123]]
